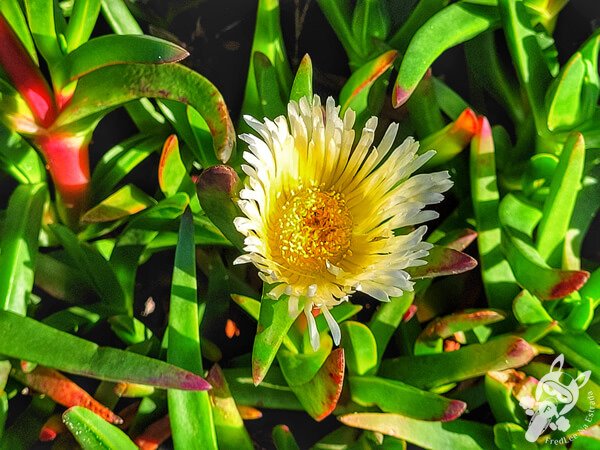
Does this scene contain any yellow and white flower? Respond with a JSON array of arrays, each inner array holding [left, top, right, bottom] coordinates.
[[234, 96, 452, 349]]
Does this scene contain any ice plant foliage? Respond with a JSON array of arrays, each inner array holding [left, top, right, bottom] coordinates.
[[234, 96, 453, 348]]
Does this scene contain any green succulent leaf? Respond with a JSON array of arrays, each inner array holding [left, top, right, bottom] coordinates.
[[240, 0, 292, 120], [50, 224, 127, 314], [406, 72, 446, 138], [206, 365, 253, 450], [351, 0, 390, 54], [0, 183, 46, 315], [380, 336, 536, 389], [62, 406, 138, 450], [420, 309, 506, 341], [340, 321, 377, 376], [536, 133, 585, 268], [339, 49, 397, 119], [158, 135, 200, 213], [100, 0, 143, 35], [224, 367, 303, 411], [253, 51, 286, 119], [64, 0, 101, 52], [289, 54, 313, 103], [350, 376, 467, 421], [278, 335, 333, 387], [284, 348, 345, 421], [0, 310, 211, 390], [272, 425, 301, 450], [493, 423, 537, 450], [91, 133, 164, 203], [408, 245, 478, 279], [498, 0, 552, 133], [339, 413, 495, 449], [24, 0, 63, 69], [512, 290, 553, 325], [392, 1, 499, 107], [470, 117, 519, 310], [499, 193, 589, 300], [82, 184, 156, 223], [55, 63, 235, 163], [369, 291, 414, 365], [110, 194, 189, 315], [388, 0, 448, 53], [542, 332, 600, 385], [56, 34, 189, 89], [0, 123, 46, 184], [252, 290, 305, 385], [167, 209, 218, 450]]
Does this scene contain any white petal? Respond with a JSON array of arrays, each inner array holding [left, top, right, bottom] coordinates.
[[322, 306, 341, 346], [304, 302, 320, 351]]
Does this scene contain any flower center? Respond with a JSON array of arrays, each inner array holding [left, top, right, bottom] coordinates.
[[273, 186, 353, 273]]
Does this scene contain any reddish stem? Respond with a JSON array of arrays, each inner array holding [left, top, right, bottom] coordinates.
[[0, 14, 57, 128], [35, 131, 91, 222]]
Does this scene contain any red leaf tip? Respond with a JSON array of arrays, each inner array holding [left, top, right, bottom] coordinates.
[[441, 400, 467, 422]]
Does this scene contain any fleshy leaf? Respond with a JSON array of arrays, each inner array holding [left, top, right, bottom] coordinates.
[[470, 117, 522, 312], [167, 209, 217, 449], [286, 348, 345, 421], [272, 425, 301, 450], [535, 132, 585, 267], [498, 0, 552, 132], [369, 292, 414, 365], [0, 183, 46, 315], [64, 0, 101, 52], [542, 332, 600, 384], [419, 309, 506, 340], [240, 0, 292, 120], [340, 321, 377, 376], [81, 184, 156, 223], [380, 336, 536, 389], [392, 2, 499, 107], [339, 413, 495, 450], [62, 406, 137, 450], [11, 365, 121, 424], [419, 108, 480, 168], [252, 291, 305, 385], [56, 34, 189, 88], [158, 135, 200, 213], [278, 335, 333, 387], [55, 63, 235, 163], [0, 310, 211, 390], [349, 376, 466, 422], [50, 224, 127, 314], [407, 245, 477, 279], [91, 133, 164, 203], [339, 50, 397, 117], [0, 123, 46, 183], [224, 367, 303, 411], [289, 54, 313, 103], [206, 365, 253, 450], [253, 51, 286, 119], [499, 194, 589, 300]]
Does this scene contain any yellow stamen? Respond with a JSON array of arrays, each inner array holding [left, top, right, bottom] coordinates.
[[271, 186, 353, 273]]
